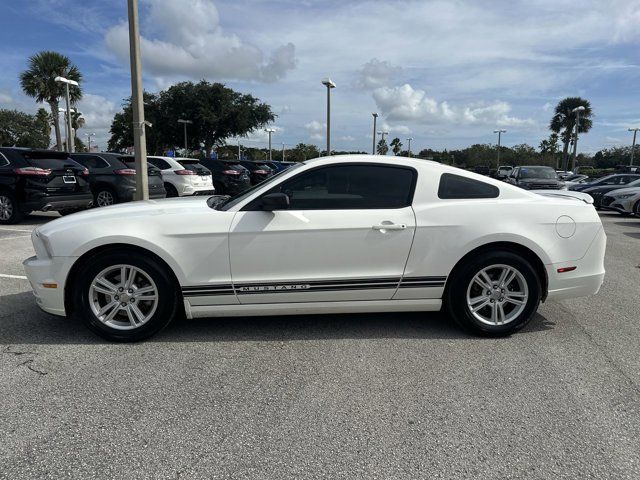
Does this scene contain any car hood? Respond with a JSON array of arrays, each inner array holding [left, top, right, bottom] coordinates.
[[37, 196, 215, 237], [603, 186, 640, 197], [519, 179, 562, 184]]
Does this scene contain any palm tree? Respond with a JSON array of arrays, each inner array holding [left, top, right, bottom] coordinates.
[[20, 51, 82, 151], [549, 97, 593, 170], [390, 137, 402, 156]]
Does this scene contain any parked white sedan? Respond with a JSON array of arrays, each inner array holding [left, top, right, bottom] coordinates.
[[24, 156, 606, 341]]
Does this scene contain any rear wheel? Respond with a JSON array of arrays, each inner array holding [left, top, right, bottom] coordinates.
[[445, 251, 541, 336], [164, 183, 179, 198], [0, 192, 22, 225], [634, 200, 640, 217], [71, 251, 179, 341], [94, 187, 118, 208]]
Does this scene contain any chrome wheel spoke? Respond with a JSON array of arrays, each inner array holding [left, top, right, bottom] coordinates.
[[504, 296, 525, 306], [473, 274, 492, 291], [88, 264, 159, 331], [502, 269, 517, 287], [497, 303, 506, 324], [471, 299, 491, 313]]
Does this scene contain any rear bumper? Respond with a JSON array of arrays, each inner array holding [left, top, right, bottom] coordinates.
[[546, 226, 606, 301], [23, 193, 93, 212], [23, 255, 73, 317]]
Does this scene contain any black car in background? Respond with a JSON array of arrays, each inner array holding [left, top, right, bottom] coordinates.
[[581, 177, 640, 209], [0, 148, 93, 224], [568, 173, 640, 192], [198, 158, 251, 194], [70, 153, 166, 207], [506, 166, 565, 190], [238, 160, 275, 185]]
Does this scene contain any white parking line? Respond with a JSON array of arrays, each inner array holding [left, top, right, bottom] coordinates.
[[0, 235, 31, 241], [0, 227, 33, 233], [0, 273, 28, 280]]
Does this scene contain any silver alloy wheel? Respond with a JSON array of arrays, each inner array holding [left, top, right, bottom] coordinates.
[[88, 264, 159, 330], [96, 190, 115, 207], [0, 195, 13, 221], [466, 264, 529, 326]]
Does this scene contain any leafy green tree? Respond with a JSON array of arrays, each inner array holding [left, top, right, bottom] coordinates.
[[286, 143, 320, 162], [376, 138, 389, 155], [390, 137, 402, 155], [108, 92, 162, 153], [35, 107, 52, 142], [19, 51, 82, 151], [549, 97, 593, 170], [539, 133, 560, 168], [0, 109, 50, 148]]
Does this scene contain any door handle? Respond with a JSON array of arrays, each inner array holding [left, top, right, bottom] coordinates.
[[372, 223, 407, 231]]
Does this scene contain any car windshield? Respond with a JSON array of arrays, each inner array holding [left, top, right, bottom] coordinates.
[[214, 163, 304, 211], [177, 159, 209, 174], [519, 167, 557, 179]]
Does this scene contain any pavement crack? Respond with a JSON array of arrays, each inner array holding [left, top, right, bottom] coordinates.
[[2, 346, 36, 356], [18, 359, 48, 376]]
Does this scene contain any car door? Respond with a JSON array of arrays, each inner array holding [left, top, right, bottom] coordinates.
[[228, 163, 417, 304]]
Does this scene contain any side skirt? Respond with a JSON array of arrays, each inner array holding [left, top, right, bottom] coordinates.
[[184, 298, 443, 319]]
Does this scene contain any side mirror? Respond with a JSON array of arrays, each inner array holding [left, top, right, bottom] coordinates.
[[260, 192, 290, 211]]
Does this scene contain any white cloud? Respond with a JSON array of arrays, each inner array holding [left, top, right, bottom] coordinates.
[[104, 0, 296, 83], [305, 120, 326, 141], [340, 135, 356, 142], [380, 123, 412, 135], [75, 93, 119, 148], [0, 93, 13, 104], [355, 58, 399, 90], [373, 84, 534, 128]]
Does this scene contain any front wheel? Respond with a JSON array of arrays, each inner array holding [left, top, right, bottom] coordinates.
[[71, 251, 179, 341], [634, 200, 640, 217], [445, 251, 541, 336], [0, 192, 22, 225], [94, 187, 118, 208]]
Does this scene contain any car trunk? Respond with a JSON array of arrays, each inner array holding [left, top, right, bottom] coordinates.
[[22, 153, 90, 196], [120, 157, 166, 195], [178, 159, 212, 187]]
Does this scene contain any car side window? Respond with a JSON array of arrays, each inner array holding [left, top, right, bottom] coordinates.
[[438, 173, 499, 199], [76, 155, 109, 169], [254, 164, 416, 210], [0, 152, 9, 168]]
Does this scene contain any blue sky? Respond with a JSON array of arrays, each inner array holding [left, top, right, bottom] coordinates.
[[1, 0, 639, 154]]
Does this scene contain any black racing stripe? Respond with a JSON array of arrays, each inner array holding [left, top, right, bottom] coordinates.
[[236, 284, 399, 294], [183, 291, 236, 297], [401, 276, 447, 282], [234, 277, 401, 288], [183, 284, 233, 292], [399, 283, 445, 288]]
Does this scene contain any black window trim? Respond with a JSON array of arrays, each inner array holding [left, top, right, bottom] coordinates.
[[0, 152, 9, 168], [437, 172, 500, 200], [241, 162, 418, 211]]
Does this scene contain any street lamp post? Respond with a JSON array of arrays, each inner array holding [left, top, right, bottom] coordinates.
[[237, 140, 241, 160], [493, 129, 506, 170], [371, 113, 378, 155], [406, 137, 413, 157], [570, 106, 586, 172], [127, 0, 149, 200], [58, 107, 70, 152], [282, 143, 285, 162], [177, 119, 193, 153], [629, 128, 639, 166], [54, 76, 78, 153], [265, 128, 275, 161], [321, 78, 336, 155], [86, 132, 95, 152]]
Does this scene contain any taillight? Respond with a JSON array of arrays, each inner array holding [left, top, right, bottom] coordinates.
[[14, 167, 52, 176], [174, 169, 196, 175], [254, 169, 268, 174], [80, 168, 89, 176], [114, 168, 136, 175], [222, 170, 240, 175]]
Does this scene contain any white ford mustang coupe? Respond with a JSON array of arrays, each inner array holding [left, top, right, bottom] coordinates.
[[24, 156, 606, 341]]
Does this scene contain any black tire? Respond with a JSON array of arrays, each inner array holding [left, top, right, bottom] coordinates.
[[93, 187, 118, 208], [445, 250, 541, 336], [71, 251, 179, 342], [0, 191, 23, 225], [164, 183, 179, 198], [634, 200, 640, 217]]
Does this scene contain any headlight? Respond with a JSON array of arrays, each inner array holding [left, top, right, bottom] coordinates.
[[614, 194, 635, 199], [33, 229, 54, 258]]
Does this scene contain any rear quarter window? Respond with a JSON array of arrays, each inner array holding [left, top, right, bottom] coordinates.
[[438, 173, 500, 199]]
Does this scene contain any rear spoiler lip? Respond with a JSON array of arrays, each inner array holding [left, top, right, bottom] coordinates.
[[534, 189, 594, 204]]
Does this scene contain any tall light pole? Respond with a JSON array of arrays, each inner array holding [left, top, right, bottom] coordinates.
[[127, 0, 149, 200], [86, 132, 96, 152], [237, 140, 242, 160], [406, 137, 413, 157], [265, 128, 275, 161], [54, 76, 78, 153], [282, 142, 285, 161], [493, 129, 506, 169], [321, 78, 336, 155], [629, 127, 639, 166], [58, 107, 70, 152], [177, 119, 192, 153], [570, 106, 586, 172], [371, 113, 378, 155]]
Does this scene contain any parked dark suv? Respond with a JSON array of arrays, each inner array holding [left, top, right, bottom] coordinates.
[[70, 153, 166, 207], [238, 160, 275, 185], [0, 148, 93, 224], [506, 166, 565, 190], [199, 158, 251, 195]]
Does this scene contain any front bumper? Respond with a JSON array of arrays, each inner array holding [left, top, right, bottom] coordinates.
[[23, 255, 75, 317], [546, 226, 606, 301], [601, 197, 635, 214]]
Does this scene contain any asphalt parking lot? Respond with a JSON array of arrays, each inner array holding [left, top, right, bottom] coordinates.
[[1, 212, 639, 479]]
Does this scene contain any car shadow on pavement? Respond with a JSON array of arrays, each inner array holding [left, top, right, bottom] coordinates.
[[615, 221, 640, 228], [623, 232, 640, 240], [0, 291, 554, 345]]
